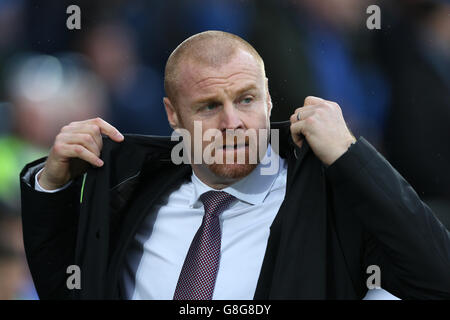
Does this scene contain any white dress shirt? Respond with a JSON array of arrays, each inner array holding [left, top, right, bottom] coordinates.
[[34, 168, 72, 193]]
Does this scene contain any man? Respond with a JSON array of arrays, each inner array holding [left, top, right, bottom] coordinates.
[[20, 31, 450, 299]]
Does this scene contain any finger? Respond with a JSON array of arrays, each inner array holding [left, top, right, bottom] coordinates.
[[323, 98, 339, 106], [87, 118, 124, 142], [61, 124, 103, 151], [324, 99, 341, 112], [290, 106, 316, 123], [304, 96, 324, 106], [290, 120, 306, 146], [294, 104, 319, 115], [63, 118, 123, 142], [61, 143, 104, 167], [58, 133, 101, 156]]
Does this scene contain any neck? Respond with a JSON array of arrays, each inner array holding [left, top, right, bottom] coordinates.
[[191, 165, 248, 190]]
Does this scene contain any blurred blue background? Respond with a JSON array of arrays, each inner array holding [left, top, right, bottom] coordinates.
[[0, 0, 449, 299]]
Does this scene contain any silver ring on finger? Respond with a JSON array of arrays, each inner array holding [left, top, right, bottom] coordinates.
[[297, 112, 301, 121]]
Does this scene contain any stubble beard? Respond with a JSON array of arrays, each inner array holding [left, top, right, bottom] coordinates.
[[208, 162, 258, 180], [207, 123, 270, 180], [207, 143, 260, 180]]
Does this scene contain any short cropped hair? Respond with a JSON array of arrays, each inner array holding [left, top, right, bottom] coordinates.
[[164, 30, 265, 103]]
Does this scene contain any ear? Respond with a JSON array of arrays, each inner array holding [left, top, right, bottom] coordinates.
[[265, 77, 273, 117], [163, 97, 180, 129]]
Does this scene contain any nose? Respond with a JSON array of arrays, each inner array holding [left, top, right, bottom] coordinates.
[[219, 101, 244, 131]]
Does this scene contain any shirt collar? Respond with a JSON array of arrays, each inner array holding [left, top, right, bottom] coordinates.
[[189, 144, 281, 208]]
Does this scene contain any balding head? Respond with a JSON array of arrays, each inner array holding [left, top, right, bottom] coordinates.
[[164, 30, 265, 103]]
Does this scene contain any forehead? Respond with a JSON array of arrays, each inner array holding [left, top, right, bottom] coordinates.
[[177, 49, 265, 99]]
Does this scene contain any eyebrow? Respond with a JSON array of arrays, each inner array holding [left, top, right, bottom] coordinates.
[[193, 84, 259, 105]]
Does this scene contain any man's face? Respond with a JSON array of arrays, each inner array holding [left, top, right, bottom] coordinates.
[[165, 49, 272, 184]]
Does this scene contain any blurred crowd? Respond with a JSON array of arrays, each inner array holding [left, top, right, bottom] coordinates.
[[0, 0, 449, 299]]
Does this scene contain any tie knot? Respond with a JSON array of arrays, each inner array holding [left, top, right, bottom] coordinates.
[[199, 191, 235, 218]]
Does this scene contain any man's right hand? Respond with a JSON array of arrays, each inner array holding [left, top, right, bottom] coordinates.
[[38, 117, 124, 190]]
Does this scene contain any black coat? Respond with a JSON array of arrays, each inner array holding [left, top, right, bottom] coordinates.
[[20, 122, 450, 299]]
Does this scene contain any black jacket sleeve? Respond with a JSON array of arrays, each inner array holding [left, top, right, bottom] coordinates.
[[20, 157, 82, 299], [326, 138, 450, 299]]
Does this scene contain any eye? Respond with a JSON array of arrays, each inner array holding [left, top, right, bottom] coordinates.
[[205, 103, 218, 110], [241, 97, 253, 104], [200, 103, 219, 112]]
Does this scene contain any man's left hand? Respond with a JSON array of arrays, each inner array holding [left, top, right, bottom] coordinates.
[[290, 96, 356, 166]]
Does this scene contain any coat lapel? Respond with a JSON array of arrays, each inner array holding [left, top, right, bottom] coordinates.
[[254, 132, 330, 299], [106, 159, 192, 298]]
